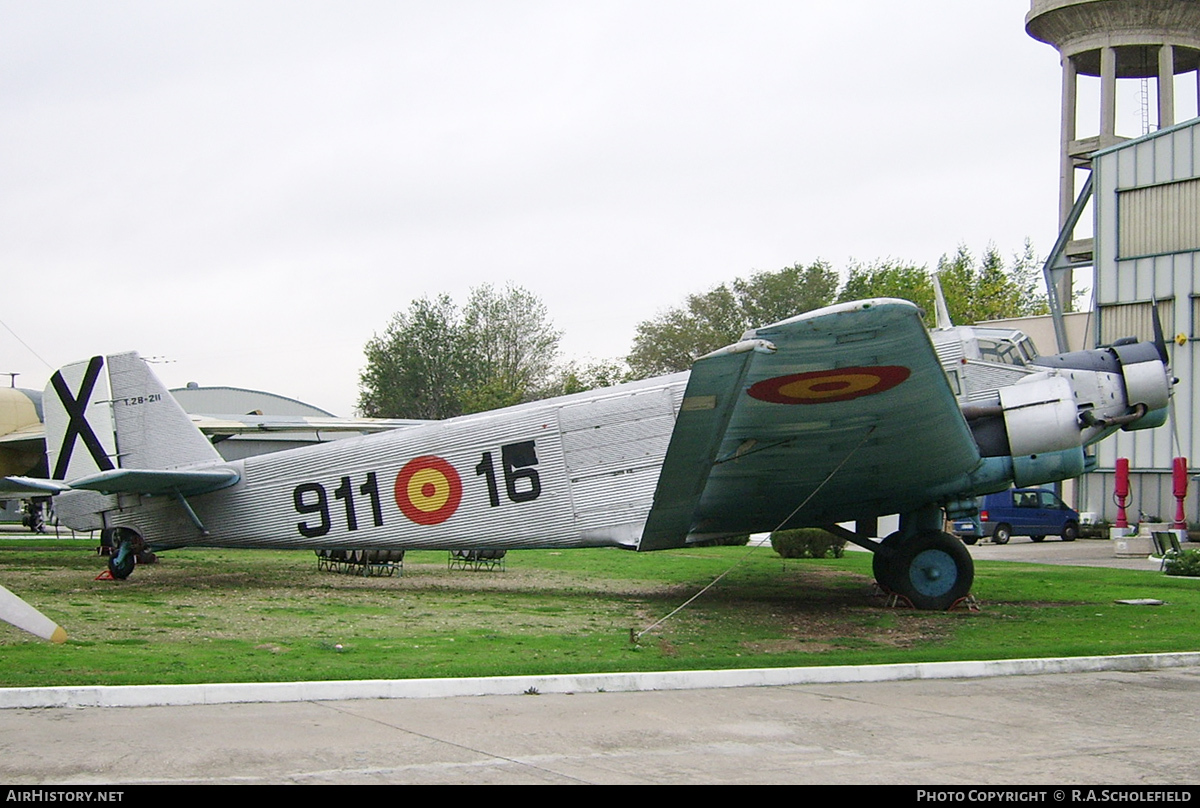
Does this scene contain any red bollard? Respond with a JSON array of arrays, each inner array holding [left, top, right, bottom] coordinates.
[[1172, 457, 1188, 531], [1114, 457, 1130, 529]]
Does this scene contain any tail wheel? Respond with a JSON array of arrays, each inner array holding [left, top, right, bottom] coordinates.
[[883, 530, 974, 611], [103, 528, 143, 580]]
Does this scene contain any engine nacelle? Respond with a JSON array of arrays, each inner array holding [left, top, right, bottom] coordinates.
[[964, 341, 1173, 490], [1111, 341, 1171, 427], [1031, 341, 1172, 439], [993, 375, 1084, 487], [998, 375, 1079, 457]]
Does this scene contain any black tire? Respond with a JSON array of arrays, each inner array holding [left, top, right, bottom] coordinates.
[[1031, 535, 1046, 543], [872, 532, 906, 592], [104, 530, 136, 579], [1061, 521, 1079, 542], [890, 531, 975, 611], [992, 524, 1012, 545], [960, 535, 978, 546], [107, 552, 134, 580]]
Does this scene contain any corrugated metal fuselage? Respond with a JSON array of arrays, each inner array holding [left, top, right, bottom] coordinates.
[[83, 375, 690, 552]]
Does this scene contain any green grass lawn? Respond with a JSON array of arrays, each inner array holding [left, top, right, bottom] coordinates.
[[0, 541, 1196, 687]]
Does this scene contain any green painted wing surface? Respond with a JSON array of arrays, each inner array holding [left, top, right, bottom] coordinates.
[[640, 299, 982, 549], [0, 476, 71, 496]]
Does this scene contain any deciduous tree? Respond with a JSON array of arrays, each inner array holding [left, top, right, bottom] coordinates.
[[837, 242, 1048, 326], [358, 294, 463, 419], [626, 261, 838, 378], [458, 284, 562, 412], [357, 284, 561, 418]]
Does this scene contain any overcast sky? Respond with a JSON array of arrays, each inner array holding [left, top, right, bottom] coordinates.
[[3, 1, 1181, 416]]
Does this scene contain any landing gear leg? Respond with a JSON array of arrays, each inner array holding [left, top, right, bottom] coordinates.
[[103, 527, 144, 580], [827, 515, 975, 610]]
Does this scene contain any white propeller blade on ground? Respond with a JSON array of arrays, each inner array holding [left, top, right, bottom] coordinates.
[[0, 584, 66, 643]]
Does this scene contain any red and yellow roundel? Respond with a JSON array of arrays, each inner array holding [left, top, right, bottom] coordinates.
[[747, 366, 910, 405], [394, 456, 462, 525]]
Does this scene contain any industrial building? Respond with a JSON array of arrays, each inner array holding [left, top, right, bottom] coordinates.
[[1082, 117, 1200, 523], [1024, 0, 1200, 524]]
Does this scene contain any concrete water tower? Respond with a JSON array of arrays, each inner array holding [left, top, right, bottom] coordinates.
[[1026, 0, 1200, 235]]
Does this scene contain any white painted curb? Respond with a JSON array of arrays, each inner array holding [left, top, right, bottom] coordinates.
[[2, 652, 1197, 709]]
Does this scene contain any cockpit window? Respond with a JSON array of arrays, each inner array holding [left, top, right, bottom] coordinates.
[[976, 339, 1026, 367]]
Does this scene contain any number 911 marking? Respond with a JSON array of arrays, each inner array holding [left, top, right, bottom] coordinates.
[[293, 472, 384, 539]]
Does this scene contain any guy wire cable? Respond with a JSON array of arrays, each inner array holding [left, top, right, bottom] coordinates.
[[634, 424, 876, 641], [0, 315, 54, 370]]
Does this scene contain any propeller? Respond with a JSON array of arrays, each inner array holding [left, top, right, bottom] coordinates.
[[1152, 297, 1170, 364], [0, 584, 66, 643], [1149, 298, 1186, 459]]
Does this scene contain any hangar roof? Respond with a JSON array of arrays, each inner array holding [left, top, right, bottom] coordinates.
[[169, 384, 336, 418]]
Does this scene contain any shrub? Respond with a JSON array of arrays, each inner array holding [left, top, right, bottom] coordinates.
[[770, 528, 846, 559], [1165, 548, 1200, 577]]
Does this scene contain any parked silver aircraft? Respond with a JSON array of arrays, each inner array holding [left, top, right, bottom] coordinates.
[[0, 386, 47, 478], [0, 298, 1174, 640]]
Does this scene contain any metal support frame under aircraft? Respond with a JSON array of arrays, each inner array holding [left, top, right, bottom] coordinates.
[[0, 298, 1175, 639]]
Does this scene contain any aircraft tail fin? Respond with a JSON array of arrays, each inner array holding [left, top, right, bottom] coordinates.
[[44, 352, 221, 479]]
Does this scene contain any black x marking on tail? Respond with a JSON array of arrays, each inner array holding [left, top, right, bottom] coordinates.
[[50, 356, 115, 479]]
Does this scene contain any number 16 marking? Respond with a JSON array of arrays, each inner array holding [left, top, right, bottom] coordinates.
[[475, 440, 541, 507]]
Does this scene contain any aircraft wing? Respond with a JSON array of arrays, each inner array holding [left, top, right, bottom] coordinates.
[[0, 424, 45, 446], [1, 468, 240, 498], [0, 476, 71, 496], [640, 299, 983, 549], [68, 468, 241, 497]]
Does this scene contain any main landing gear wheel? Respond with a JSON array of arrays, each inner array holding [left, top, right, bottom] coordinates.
[[871, 532, 905, 594], [874, 530, 974, 611]]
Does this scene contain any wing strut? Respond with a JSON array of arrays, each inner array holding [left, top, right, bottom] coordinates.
[[172, 490, 211, 535]]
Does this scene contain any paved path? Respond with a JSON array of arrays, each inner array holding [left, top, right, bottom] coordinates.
[[966, 534, 1172, 570], [3, 537, 1198, 785], [2, 662, 1198, 785]]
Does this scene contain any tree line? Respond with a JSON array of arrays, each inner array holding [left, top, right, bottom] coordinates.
[[358, 243, 1048, 419]]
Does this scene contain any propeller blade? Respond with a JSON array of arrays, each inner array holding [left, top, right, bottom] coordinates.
[[1151, 298, 1169, 363], [931, 273, 953, 330], [0, 584, 66, 643]]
